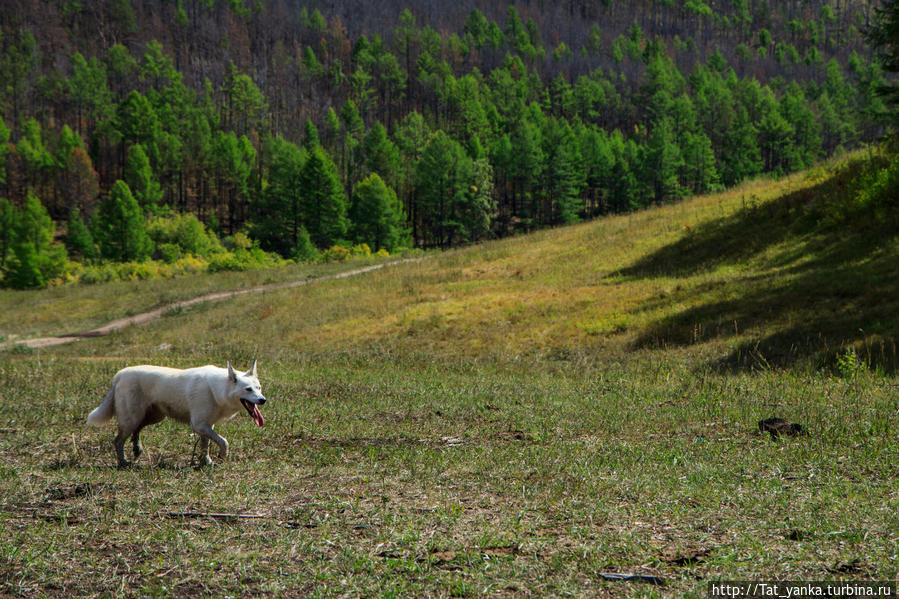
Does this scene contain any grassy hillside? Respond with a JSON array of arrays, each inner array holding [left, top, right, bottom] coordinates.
[[13, 150, 898, 371], [1, 156, 898, 596]]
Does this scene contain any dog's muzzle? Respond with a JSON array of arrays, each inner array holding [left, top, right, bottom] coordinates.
[[240, 398, 266, 427]]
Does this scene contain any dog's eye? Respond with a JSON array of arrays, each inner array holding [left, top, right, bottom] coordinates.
[[245, 387, 252, 392]]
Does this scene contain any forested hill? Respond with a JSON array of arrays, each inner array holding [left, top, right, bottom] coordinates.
[[0, 0, 887, 288]]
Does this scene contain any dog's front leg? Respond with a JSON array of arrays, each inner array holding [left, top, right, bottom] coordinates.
[[192, 422, 228, 464], [197, 435, 212, 466]]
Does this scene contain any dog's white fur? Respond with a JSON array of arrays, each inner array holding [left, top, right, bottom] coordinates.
[[87, 361, 266, 466]]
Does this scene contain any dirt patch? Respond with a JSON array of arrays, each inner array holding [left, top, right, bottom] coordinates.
[[659, 545, 713, 567], [758, 417, 805, 439], [44, 482, 105, 501]]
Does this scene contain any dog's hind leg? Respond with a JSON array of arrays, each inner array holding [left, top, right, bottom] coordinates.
[[133, 406, 165, 461], [113, 428, 133, 467]]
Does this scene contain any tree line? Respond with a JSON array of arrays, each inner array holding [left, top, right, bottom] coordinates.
[[0, 1, 885, 287]]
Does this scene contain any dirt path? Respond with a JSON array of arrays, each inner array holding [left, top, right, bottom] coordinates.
[[4, 259, 417, 350]]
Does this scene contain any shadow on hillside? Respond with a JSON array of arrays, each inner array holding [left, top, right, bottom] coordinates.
[[616, 168, 899, 373]]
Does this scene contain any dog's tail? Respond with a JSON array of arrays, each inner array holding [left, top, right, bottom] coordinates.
[[86, 381, 116, 426]]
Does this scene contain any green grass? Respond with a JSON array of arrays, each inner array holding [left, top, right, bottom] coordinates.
[[0, 255, 401, 341], [2, 156, 898, 596]]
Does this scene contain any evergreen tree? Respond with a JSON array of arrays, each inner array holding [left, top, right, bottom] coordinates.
[[303, 119, 320, 148], [780, 84, 821, 168], [213, 131, 256, 233], [415, 130, 466, 248], [17, 119, 54, 196], [350, 173, 407, 251], [15, 189, 54, 251], [540, 117, 585, 224], [65, 208, 97, 262], [461, 157, 496, 242], [302, 46, 324, 78], [508, 112, 544, 225], [719, 106, 763, 186], [6, 240, 45, 289], [643, 118, 685, 204], [757, 95, 800, 174], [415, 130, 492, 248], [869, 0, 899, 116], [118, 91, 161, 163], [254, 136, 307, 257], [0, 198, 14, 268], [607, 131, 641, 212], [681, 132, 719, 194], [125, 144, 163, 212], [362, 122, 401, 188], [93, 180, 152, 262], [299, 147, 348, 248], [578, 125, 615, 216], [339, 99, 365, 191], [4, 191, 67, 288], [0, 116, 8, 186], [68, 52, 113, 133]]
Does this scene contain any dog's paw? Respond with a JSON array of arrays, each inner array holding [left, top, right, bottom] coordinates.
[[193, 455, 215, 469]]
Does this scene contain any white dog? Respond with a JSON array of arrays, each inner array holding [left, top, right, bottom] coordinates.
[[87, 361, 266, 467]]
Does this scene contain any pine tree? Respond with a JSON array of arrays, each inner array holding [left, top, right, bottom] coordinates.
[[125, 144, 163, 212], [578, 125, 614, 216], [68, 52, 113, 133], [118, 91, 161, 163], [299, 147, 348, 248], [540, 117, 584, 224], [254, 136, 307, 257], [0, 198, 13, 268], [415, 130, 492, 247], [17, 119, 54, 197], [4, 191, 67, 288], [65, 208, 97, 262], [415, 130, 468, 248], [0, 116, 8, 187], [93, 180, 152, 262], [681, 132, 719, 194], [350, 173, 407, 251], [643, 118, 685, 204], [719, 107, 763, 186], [362, 122, 401, 188], [757, 96, 800, 174]]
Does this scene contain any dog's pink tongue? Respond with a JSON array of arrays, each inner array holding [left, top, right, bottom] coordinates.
[[250, 404, 265, 427]]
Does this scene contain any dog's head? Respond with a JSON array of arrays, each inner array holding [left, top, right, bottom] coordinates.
[[228, 361, 266, 427]]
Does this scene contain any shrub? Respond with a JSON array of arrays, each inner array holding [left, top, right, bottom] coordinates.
[[207, 252, 247, 272], [157, 242, 183, 263], [147, 213, 222, 259], [222, 231, 254, 252], [79, 263, 119, 284], [320, 245, 351, 262], [351, 243, 372, 257], [291, 227, 319, 263], [171, 255, 207, 276], [116, 261, 158, 280]]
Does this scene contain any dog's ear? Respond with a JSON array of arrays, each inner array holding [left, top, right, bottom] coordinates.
[[246, 359, 258, 378], [227, 361, 237, 383]]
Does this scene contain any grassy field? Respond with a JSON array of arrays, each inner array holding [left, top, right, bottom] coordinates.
[[2, 158, 898, 597]]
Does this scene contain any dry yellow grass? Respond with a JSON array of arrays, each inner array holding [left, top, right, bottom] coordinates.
[[32, 165, 848, 371]]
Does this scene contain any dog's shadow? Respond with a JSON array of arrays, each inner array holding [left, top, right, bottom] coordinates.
[[44, 455, 201, 472]]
